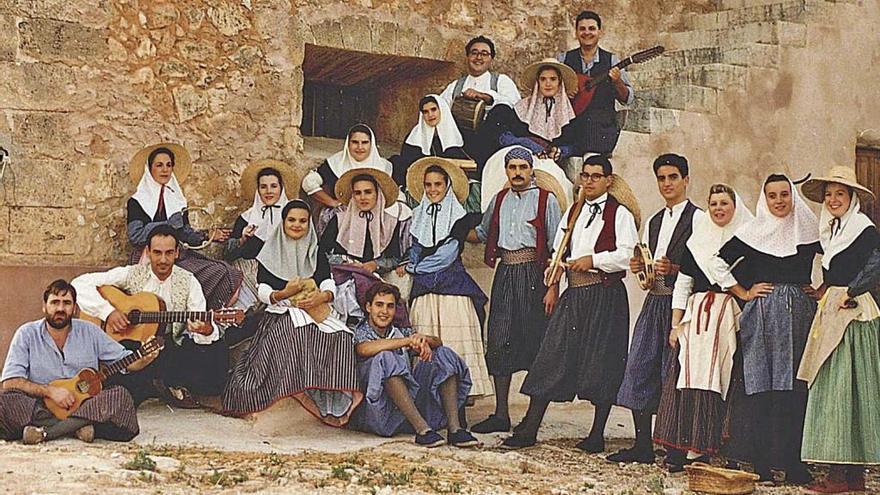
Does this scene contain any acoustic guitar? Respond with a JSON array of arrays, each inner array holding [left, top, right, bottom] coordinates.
[[572, 45, 665, 115], [45, 336, 164, 419], [79, 286, 243, 364]]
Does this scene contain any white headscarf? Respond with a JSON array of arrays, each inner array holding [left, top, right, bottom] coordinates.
[[404, 95, 464, 155], [241, 180, 290, 241], [819, 193, 874, 269], [735, 176, 819, 257], [256, 200, 318, 280], [687, 191, 754, 285], [336, 180, 398, 259], [514, 79, 576, 141], [131, 163, 188, 219], [326, 124, 393, 178], [410, 176, 467, 249]]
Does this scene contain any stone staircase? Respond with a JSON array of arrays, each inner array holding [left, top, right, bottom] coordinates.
[[623, 0, 851, 134]]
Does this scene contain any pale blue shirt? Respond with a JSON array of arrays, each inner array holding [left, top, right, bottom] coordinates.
[[1, 319, 130, 385], [476, 187, 562, 252]]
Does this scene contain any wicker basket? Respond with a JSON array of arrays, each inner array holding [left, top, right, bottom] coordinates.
[[684, 462, 760, 494]]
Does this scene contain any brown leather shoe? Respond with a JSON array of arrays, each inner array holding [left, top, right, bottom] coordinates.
[[75, 424, 94, 443], [21, 426, 45, 445]]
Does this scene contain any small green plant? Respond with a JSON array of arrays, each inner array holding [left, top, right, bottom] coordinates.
[[646, 475, 664, 494], [202, 468, 249, 487], [380, 468, 413, 486], [123, 450, 157, 472], [330, 463, 355, 481]]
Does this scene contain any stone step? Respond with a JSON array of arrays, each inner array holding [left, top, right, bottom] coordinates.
[[719, 0, 852, 9], [661, 20, 806, 50], [639, 42, 779, 72], [635, 84, 719, 114], [630, 63, 748, 91], [686, 0, 829, 30], [622, 107, 682, 134]]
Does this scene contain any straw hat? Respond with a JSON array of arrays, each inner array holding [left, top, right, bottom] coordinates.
[[335, 167, 399, 205], [240, 159, 301, 200], [130, 143, 192, 185], [802, 165, 875, 204], [499, 170, 570, 213], [607, 173, 642, 230], [520, 58, 578, 94], [406, 157, 470, 204]]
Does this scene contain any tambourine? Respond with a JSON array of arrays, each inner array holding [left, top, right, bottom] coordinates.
[[288, 278, 332, 323], [180, 206, 217, 250], [633, 242, 655, 291]]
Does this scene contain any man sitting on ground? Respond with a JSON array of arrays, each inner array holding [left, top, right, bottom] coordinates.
[[349, 283, 479, 448]]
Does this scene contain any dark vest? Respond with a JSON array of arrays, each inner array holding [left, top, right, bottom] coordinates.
[[484, 187, 550, 268], [648, 200, 699, 286], [560, 195, 626, 286], [563, 47, 616, 120]]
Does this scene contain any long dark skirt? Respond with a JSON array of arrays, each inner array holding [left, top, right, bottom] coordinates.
[[221, 312, 363, 427], [0, 387, 139, 441], [485, 260, 548, 376], [349, 346, 471, 437], [128, 247, 243, 309], [654, 350, 725, 455], [520, 281, 629, 406], [616, 294, 673, 412]]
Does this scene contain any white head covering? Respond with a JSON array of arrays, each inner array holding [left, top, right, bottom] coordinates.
[[131, 162, 188, 219], [241, 179, 290, 241], [687, 190, 754, 285], [256, 200, 318, 280], [326, 124, 393, 178], [819, 193, 874, 269], [513, 80, 576, 141], [336, 180, 399, 259], [734, 176, 819, 257], [410, 175, 467, 249], [404, 95, 464, 155]]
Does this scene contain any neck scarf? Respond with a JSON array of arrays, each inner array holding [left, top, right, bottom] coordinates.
[[819, 194, 874, 270], [513, 80, 576, 141], [336, 186, 399, 258], [735, 177, 819, 257], [326, 124, 393, 179], [256, 202, 318, 281], [131, 163, 187, 220], [410, 184, 466, 249], [404, 95, 464, 155], [687, 192, 755, 285], [241, 186, 290, 241]]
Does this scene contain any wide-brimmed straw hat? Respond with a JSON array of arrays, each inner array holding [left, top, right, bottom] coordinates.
[[240, 159, 301, 200], [802, 165, 875, 204], [498, 170, 570, 213], [520, 58, 578, 94], [607, 173, 642, 230], [335, 167, 399, 205], [406, 157, 470, 204], [130, 143, 192, 185]]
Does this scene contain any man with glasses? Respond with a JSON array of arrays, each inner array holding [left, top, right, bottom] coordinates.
[[501, 155, 638, 450]]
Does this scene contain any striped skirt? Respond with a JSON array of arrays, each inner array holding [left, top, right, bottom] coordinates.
[[484, 260, 548, 376], [616, 294, 673, 412], [0, 387, 139, 441], [521, 281, 629, 406], [221, 312, 363, 427]]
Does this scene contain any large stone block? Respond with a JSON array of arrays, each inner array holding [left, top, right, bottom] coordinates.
[[370, 20, 397, 55], [12, 112, 73, 160], [146, 2, 179, 30], [0, 15, 16, 62], [175, 38, 216, 63], [172, 85, 208, 122], [11, 159, 78, 207], [8, 206, 85, 255], [310, 19, 343, 49], [341, 16, 371, 52], [0, 62, 76, 111], [18, 18, 108, 65], [395, 26, 422, 57], [0, 206, 7, 253], [13, 0, 113, 27], [208, 3, 252, 37]]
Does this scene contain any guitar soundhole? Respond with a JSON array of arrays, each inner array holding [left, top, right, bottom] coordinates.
[[77, 381, 89, 394], [128, 310, 141, 324]]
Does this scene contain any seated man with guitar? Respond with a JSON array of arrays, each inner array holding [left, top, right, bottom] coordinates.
[[558, 10, 635, 158], [73, 225, 239, 408], [0, 280, 147, 444]]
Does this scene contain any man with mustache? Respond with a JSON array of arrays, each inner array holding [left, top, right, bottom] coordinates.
[[72, 225, 228, 409], [466, 146, 562, 433], [0, 280, 143, 444], [610, 153, 701, 465]]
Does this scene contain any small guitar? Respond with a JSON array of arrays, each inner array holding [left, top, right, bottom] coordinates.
[[45, 336, 164, 419], [572, 45, 665, 115]]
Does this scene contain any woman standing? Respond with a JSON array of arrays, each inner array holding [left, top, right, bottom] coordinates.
[[405, 158, 492, 398], [653, 184, 753, 471], [798, 167, 880, 494], [126, 143, 242, 309], [712, 174, 820, 483], [222, 200, 363, 426]]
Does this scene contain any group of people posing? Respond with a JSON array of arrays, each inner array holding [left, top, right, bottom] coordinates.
[[0, 9, 877, 495]]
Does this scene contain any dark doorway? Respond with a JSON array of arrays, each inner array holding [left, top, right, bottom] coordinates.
[[856, 146, 880, 224]]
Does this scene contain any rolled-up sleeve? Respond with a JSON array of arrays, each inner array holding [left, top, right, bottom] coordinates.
[[609, 54, 635, 106], [302, 170, 324, 196], [72, 266, 131, 321]]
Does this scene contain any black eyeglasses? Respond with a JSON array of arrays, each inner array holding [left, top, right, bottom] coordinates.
[[468, 50, 492, 58], [579, 172, 608, 182]]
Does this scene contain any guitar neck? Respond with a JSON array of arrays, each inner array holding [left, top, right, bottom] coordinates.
[[98, 348, 148, 381], [589, 59, 632, 86], [131, 311, 212, 324]]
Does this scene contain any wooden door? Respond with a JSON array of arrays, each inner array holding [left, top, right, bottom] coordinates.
[[301, 81, 377, 139], [856, 147, 880, 224]]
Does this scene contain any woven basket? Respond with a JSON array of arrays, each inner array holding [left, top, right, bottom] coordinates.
[[684, 462, 760, 494]]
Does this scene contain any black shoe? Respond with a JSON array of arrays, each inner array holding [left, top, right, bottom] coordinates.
[[665, 462, 685, 473], [500, 432, 536, 450], [471, 415, 511, 434], [574, 435, 605, 454], [448, 429, 480, 448], [755, 466, 773, 483], [606, 446, 655, 464], [415, 430, 446, 448], [785, 465, 813, 485]]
